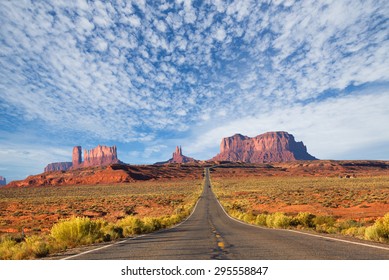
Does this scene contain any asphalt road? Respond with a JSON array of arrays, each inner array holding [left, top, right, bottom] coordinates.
[[65, 168, 389, 260]]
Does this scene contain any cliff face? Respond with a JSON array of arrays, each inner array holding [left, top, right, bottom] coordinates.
[[155, 146, 197, 164], [0, 176, 6, 186], [44, 162, 72, 172], [83, 145, 119, 167], [72, 146, 82, 169], [212, 131, 317, 162]]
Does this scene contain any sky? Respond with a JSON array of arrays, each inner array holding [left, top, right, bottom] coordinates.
[[0, 0, 388, 182]]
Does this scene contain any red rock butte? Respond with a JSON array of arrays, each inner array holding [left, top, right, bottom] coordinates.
[[155, 146, 197, 164], [44, 145, 120, 172], [44, 162, 72, 172], [211, 131, 317, 163], [74, 145, 119, 168]]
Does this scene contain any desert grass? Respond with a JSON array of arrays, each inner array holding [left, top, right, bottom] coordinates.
[[0, 180, 202, 259], [212, 176, 389, 243]]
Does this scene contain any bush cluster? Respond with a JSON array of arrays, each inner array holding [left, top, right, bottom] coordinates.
[[224, 202, 389, 243], [364, 213, 389, 242], [0, 235, 49, 260]]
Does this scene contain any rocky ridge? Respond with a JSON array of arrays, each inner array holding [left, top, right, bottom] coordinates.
[[211, 131, 317, 162]]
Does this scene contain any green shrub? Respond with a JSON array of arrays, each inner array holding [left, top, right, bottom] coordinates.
[[0, 237, 18, 260], [142, 217, 162, 233], [292, 212, 316, 228], [50, 217, 106, 247], [117, 216, 144, 236], [255, 214, 268, 226], [243, 212, 256, 224], [313, 215, 336, 227], [365, 213, 389, 242], [0, 235, 49, 260], [337, 219, 361, 231], [102, 224, 124, 241], [24, 236, 49, 258], [266, 212, 292, 229], [342, 226, 366, 238]]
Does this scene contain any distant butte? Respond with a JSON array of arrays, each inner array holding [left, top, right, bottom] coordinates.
[[44, 145, 121, 172], [155, 146, 198, 164], [211, 131, 317, 163], [78, 145, 120, 168], [0, 176, 6, 186], [44, 162, 72, 172]]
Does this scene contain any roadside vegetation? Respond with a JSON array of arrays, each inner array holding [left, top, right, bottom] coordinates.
[[0, 180, 202, 259], [212, 176, 389, 244]]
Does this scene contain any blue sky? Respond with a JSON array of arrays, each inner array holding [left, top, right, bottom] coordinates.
[[1, 0, 388, 182]]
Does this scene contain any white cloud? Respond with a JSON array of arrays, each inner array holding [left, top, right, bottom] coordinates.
[[184, 89, 389, 160], [93, 37, 109, 52], [214, 27, 226, 41], [155, 19, 167, 32], [126, 14, 141, 27], [0, 0, 388, 181], [78, 17, 95, 33]]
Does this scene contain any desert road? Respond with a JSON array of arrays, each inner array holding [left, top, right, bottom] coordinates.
[[64, 168, 389, 260]]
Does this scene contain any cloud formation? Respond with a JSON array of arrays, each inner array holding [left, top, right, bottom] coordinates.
[[0, 0, 388, 179]]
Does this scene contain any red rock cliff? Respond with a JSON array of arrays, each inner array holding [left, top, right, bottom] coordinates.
[[72, 146, 82, 168], [212, 131, 317, 162], [155, 146, 197, 164], [44, 162, 72, 172], [83, 145, 119, 167]]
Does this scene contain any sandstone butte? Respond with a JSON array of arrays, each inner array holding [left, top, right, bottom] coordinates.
[[44, 145, 120, 172], [155, 146, 198, 164], [211, 131, 317, 163], [0, 176, 6, 186], [44, 162, 72, 172], [75, 145, 120, 168]]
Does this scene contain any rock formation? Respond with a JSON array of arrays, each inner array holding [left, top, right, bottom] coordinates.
[[44, 162, 72, 172], [72, 146, 82, 169], [211, 131, 317, 162], [82, 145, 119, 167], [70, 145, 120, 169], [44, 145, 120, 173], [0, 176, 6, 186], [155, 146, 197, 164]]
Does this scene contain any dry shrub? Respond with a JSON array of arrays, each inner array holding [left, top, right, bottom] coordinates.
[[50, 216, 106, 247], [365, 213, 389, 242]]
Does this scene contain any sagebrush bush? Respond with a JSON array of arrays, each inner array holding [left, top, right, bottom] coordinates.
[[255, 214, 268, 226], [24, 236, 49, 258], [337, 219, 361, 231], [142, 217, 162, 233], [0, 235, 49, 260], [365, 213, 389, 242], [102, 224, 123, 241], [313, 215, 336, 226], [117, 216, 144, 236], [0, 237, 18, 260], [342, 226, 366, 238], [292, 212, 316, 228], [243, 212, 256, 224], [266, 212, 292, 229], [50, 217, 106, 247]]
